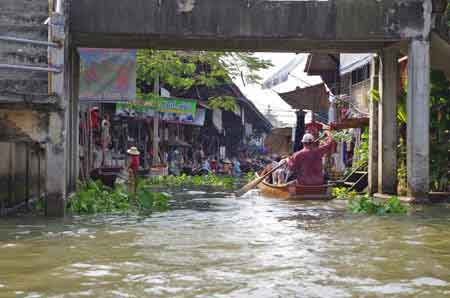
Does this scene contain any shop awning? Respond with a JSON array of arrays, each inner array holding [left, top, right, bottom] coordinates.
[[278, 83, 329, 111], [168, 139, 192, 147]]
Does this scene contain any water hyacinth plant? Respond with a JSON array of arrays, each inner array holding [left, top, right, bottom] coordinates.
[[332, 187, 408, 215], [67, 180, 170, 215], [142, 174, 239, 189], [348, 195, 408, 215]]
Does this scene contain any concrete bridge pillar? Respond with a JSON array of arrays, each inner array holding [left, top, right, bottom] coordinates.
[[407, 39, 430, 201], [377, 48, 398, 195], [368, 56, 380, 195], [45, 113, 67, 217]]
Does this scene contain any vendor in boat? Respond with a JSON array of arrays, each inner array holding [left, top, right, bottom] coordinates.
[[286, 132, 335, 186]]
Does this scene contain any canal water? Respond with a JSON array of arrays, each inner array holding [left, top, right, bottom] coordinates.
[[0, 190, 449, 298]]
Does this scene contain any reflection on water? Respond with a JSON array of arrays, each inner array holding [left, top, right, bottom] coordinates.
[[0, 190, 449, 298]]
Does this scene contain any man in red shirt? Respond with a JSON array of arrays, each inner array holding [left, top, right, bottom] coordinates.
[[287, 132, 335, 186]]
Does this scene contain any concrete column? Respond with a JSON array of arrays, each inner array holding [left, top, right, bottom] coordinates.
[[69, 49, 80, 192], [368, 56, 380, 195], [378, 48, 398, 194], [45, 112, 67, 217], [45, 4, 68, 217], [407, 40, 430, 200]]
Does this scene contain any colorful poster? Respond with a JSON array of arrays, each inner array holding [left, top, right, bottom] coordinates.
[[78, 48, 136, 101]]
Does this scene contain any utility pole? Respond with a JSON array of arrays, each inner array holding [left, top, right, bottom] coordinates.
[[153, 75, 160, 165]]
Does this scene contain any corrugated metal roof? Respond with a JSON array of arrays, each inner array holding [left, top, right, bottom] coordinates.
[[262, 55, 306, 89], [340, 54, 374, 75]]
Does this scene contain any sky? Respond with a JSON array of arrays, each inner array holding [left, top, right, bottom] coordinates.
[[233, 53, 323, 127]]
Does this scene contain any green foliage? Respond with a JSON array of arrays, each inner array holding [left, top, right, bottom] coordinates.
[[429, 70, 450, 191], [135, 181, 170, 213], [329, 130, 353, 143], [370, 89, 380, 103], [353, 129, 369, 169], [208, 96, 238, 111], [388, 69, 450, 193], [131, 50, 272, 115], [397, 92, 407, 124], [30, 196, 46, 213], [348, 195, 407, 215], [136, 50, 272, 100], [448, 1, 450, 27], [332, 187, 358, 200], [67, 180, 170, 215], [142, 174, 237, 190], [244, 171, 256, 182], [333, 186, 407, 215]]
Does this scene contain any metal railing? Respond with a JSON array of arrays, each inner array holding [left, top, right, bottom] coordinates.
[[0, 63, 61, 73], [0, 35, 60, 48]]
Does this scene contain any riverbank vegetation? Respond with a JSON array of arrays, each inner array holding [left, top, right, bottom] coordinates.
[[66, 173, 253, 215], [142, 172, 255, 189], [332, 187, 408, 215], [66, 180, 170, 215]]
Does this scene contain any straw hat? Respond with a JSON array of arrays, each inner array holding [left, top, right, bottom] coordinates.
[[127, 146, 140, 155], [223, 159, 232, 164]]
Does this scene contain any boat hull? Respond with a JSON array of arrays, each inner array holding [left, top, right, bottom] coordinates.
[[256, 173, 333, 201]]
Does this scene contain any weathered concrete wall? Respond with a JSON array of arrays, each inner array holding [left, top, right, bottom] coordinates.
[[0, 142, 45, 214], [70, 0, 428, 51], [0, 110, 50, 143], [0, 0, 51, 214], [0, 0, 49, 101], [0, 0, 75, 216]]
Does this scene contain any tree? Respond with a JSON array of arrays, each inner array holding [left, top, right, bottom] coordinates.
[[448, 1, 450, 26], [136, 50, 272, 110], [394, 70, 450, 193]]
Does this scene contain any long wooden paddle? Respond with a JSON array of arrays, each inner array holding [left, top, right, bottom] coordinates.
[[235, 160, 287, 197]]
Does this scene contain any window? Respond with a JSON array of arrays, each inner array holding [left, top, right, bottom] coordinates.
[[351, 64, 371, 85]]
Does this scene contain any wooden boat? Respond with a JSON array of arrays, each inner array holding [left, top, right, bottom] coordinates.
[[255, 172, 333, 200]]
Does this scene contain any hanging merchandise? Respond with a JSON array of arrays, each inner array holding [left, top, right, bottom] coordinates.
[[164, 127, 169, 141], [333, 142, 346, 173], [213, 109, 223, 133], [245, 123, 253, 137], [219, 146, 226, 159]]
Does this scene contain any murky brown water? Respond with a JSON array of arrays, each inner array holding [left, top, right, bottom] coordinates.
[[0, 190, 449, 298]]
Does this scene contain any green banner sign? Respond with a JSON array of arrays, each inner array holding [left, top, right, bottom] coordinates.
[[142, 95, 196, 115]]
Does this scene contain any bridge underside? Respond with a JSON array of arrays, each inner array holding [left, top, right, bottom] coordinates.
[[73, 35, 399, 53], [71, 0, 427, 51]]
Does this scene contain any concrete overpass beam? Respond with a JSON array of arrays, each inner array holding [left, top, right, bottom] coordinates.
[[407, 39, 430, 201], [378, 48, 398, 195]]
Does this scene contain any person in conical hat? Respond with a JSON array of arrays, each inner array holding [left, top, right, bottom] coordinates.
[[127, 146, 140, 194], [127, 146, 140, 156], [127, 146, 140, 172]]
